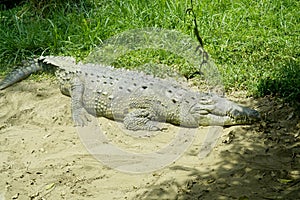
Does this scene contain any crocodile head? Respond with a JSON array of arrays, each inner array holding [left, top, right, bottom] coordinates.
[[189, 94, 260, 126]]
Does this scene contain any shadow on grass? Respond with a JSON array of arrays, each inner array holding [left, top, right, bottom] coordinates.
[[134, 97, 300, 199], [256, 60, 300, 102]]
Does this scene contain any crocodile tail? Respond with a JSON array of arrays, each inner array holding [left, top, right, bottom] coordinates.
[[0, 60, 43, 90]]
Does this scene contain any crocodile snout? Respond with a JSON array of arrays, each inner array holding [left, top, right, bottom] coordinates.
[[229, 106, 260, 124]]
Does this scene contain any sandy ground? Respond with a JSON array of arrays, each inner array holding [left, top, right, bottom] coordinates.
[[0, 79, 299, 200]]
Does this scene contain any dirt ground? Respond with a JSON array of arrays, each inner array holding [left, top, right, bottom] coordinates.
[[0, 79, 299, 200]]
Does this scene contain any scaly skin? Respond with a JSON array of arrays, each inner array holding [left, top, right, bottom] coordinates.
[[0, 56, 260, 130]]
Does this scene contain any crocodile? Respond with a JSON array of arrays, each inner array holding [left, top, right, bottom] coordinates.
[[0, 56, 260, 130]]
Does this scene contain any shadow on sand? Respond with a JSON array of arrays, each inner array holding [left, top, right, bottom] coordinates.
[[134, 97, 300, 199]]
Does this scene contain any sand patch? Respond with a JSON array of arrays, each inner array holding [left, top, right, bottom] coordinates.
[[0, 80, 299, 199]]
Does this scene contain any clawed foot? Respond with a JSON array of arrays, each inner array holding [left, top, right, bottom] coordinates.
[[72, 107, 92, 126], [124, 109, 163, 131]]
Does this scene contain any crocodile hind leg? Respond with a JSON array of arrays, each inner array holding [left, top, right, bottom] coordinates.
[[123, 109, 161, 131]]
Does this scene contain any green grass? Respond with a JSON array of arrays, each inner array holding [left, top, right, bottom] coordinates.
[[0, 0, 299, 101]]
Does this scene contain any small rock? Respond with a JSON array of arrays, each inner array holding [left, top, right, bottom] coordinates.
[[222, 131, 235, 144], [43, 134, 51, 139], [295, 131, 299, 138], [296, 122, 300, 129], [45, 183, 56, 190], [286, 112, 294, 120], [29, 192, 39, 199], [206, 178, 215, 184], [289, 170, 300, 179], [12, 193, 19, 199]]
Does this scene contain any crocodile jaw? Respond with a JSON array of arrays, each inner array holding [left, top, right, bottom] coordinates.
[[212, 97, 260, 126], [196, 111, 260, 126], [191, 95, 260, 126], [225, 105, 261, 125]]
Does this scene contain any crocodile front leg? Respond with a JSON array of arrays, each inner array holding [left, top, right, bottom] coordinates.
[[70, 77, 91, 126], [123, 109, 162, 131]]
